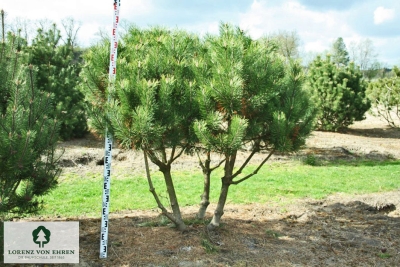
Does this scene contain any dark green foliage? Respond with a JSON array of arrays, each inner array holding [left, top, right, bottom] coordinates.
[[27, 24, 87, 139], [81, 26, 201, 231], [81, 23, 316, 230], [307, 55, 371, 131], [83, 26, 200, 151], [368, 66, 400, 128], [193, 24, 316, 228], [0, 22, 60, 217], [194, 24, 315, 161]]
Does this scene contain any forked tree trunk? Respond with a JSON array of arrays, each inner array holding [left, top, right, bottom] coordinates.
[[197, 151, 225, 219]]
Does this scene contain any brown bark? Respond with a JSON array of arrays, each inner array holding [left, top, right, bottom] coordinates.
[[197, 152, 211, 219], [144, 150, 186, 231], [159, 163, 186, 231], [197, 151, 225, 219], [207, 180, 230, 230], [208, 151, 237, 230]]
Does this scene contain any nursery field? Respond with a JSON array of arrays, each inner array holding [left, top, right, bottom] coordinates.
[[12, 114, 400, 267]]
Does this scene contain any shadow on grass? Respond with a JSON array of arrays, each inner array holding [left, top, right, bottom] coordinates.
[[344, 127, 400, 139], [300, 146, 400, 167], [319, 158, 400, 167]]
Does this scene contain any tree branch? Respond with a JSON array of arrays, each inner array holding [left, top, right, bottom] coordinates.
[[196, 150, 206, 170], [230, 148, 257, 179], [168, 146, 176, 165], [146, 150, 165, 168], [210, 158, 226, 171], [230, 149, 275, 185], [161, 147, 167, 164], [171, 145, 187, 163]]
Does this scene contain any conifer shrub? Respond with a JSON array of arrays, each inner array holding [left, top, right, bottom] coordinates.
[[27, 25, 87, 139], [367, 66, 400, 128], [307, 55, 371, 131], [81, 23, 316, 230], [81, 26, 200, 231], [193, 24, 316, 229], [0, 21, 60, 217]]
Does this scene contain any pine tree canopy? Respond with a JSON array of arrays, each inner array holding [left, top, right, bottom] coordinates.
[[82, 23, 316, 156], [307, 55, 370, 131], [367, 66, 400, 128], [27, 24, 87, 139], [85, 26, 200, 152], [193, 23, 315, 155], [0, 28, 60, 216]]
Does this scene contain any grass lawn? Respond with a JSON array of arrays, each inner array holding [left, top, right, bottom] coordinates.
[[37, 159, 400, 218]]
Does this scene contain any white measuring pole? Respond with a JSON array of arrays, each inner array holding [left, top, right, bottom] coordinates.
[[100, 0, 121, 259]]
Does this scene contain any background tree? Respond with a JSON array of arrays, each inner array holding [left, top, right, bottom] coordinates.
[[27, 24, 87, 139], [194, 24, 315, 229], [331, 37, 349, 67], [0, 12, 61, 218], [266, 30, 300, 61], [81, 26, 200, 231], [368, 66, 400, 128], [61, 17, 81, 49], [307, 55, 371, 131], [349, 39, 380, 80]]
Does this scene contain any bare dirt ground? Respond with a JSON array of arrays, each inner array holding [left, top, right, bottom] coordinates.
[[15, 114, 400, 266]]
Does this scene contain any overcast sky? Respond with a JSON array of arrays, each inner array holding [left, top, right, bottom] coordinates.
[[2, 0, 400, 66]]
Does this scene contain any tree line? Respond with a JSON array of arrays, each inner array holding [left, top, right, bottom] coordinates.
[[1, 11, 399, 228]]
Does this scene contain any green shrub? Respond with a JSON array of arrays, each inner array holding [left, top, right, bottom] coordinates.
[[367, 66, 400, 128], [27, 25, 87, 139], [307, 55, 371, 131], [0, 21, 60, 217]]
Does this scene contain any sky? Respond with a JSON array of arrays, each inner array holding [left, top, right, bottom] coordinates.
[[2, 0, 400, 67]]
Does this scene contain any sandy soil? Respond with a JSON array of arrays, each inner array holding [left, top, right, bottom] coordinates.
[[13, 114, 400, 266]]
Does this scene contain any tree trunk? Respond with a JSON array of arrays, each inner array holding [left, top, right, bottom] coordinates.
[[197, 166, 211, 219], [197, 151, 225, 219], [208, 152, 236, 230], [207, 180, 230, 230], [143, 150, 186, 231], [160, 165, 186, 231]]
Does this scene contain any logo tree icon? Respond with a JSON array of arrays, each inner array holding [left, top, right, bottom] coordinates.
[[32, 226, 51, 248]]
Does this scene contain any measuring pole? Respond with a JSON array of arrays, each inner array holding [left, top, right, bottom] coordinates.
[[100, 0, 121, 259]]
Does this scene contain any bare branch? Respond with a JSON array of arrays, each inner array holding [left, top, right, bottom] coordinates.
[[210, 158, 226, 171], [230, 149, 275, 185], [230, 149, 257, 179], [171, 145, 187, 163]]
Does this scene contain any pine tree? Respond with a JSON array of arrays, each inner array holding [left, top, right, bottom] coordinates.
[[368, 66, 400, 128], [81, 26, 200, 231], [193, 24, 316, 229], [0, 14, 60, 217], [27, 24, 87, 139], [331, 37, 349, 67], [307, 55, 371, 131]]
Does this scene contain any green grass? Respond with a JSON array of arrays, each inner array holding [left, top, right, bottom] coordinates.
[[33, 159, 400, 218]]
